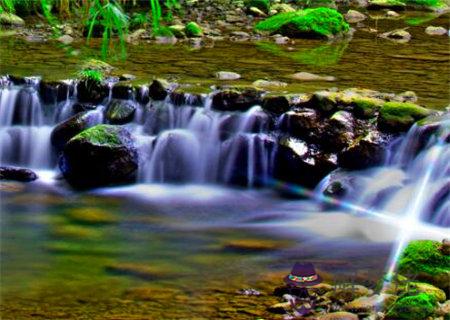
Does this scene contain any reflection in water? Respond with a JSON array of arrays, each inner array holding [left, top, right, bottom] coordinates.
[[256, 40, 349, 67]]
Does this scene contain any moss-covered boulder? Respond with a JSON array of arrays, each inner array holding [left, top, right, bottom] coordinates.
[[378, 101, 432, 132], [255, 8, 350, 39], [397, 240, 450, 291], [59, 125, 138, 189], [185, 22, 203, 37], [0, 12, 25, 26], [106, 100, 136, 124], [408, 282, 446, 302], [385, 293, 438, 319], [368, 0, 407, 10]]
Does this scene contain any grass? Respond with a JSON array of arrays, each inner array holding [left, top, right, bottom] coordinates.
[[77, 69, 104, 82]]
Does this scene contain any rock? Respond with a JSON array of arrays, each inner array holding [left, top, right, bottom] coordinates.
[[169, 91, 203, 106], [262, 95, 290, 115], [39, 80, 73, 104], [437, 300, 450, 317], [386, 293, 438, 320], [378, 101, 432, 132], [255, 8, 350, 39], [396, 90, 418, 103], [321, 170, 356, 199], [80, 59, 114, 74], [408, 282, 446, 302], [317, 311, 359, 320], [185, 21, 203, 37], [325, 285, 372, 303], [252, 79, 287, 88], [0, 12, 25, 26], [291, 72, 336, 82], [216, 71, 241, 80], [119, 73, 136, 81], [57, 34, 73, 45], [148, 79, 169, 100], [111, 84, 135, 100], [274, 35, 290, 44], [267, 302, 290, 314], [59, 125, 138, 189], [168, 24, 186, 38], [367, 0, 406, 10], [398, 240, 450, 291], [212, 88, 263, 111], [248, 6, 267, 17], [323, 111, 356, 151], [0, 166, 37, 182], [425, 26, 447, 36], [344, 294, 397, 314], [51, 111, 102, 152], [338, 130, 387, 169], [230, 31, 250, 39], [155, 35, 177, 44], [279, 108, 326, 144], [77, 78, 108, 104], [439, 238, 450, 255], [380, 29, 411, 43], [386, 10, 400, 17], [246, 0, 270, 13], [273, 137, 337, 188], [271, 4, 295, 13], [106, 100, 136, 124], [345, 10, 367, 23]]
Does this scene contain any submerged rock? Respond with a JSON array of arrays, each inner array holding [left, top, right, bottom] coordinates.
[[380, 28, 411, 43], [59, 124, 138, 189], [0, 166, 37, 182], [367, 0, 406, 10], [105, 100, 136, 124]]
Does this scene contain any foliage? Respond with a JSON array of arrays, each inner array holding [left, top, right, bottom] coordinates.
[[73, 125, 121, 146], [386, 293, 437, 319], [255, 8, 349, 38], [77, 69, 104, 83], [185, 21, 203, 37]]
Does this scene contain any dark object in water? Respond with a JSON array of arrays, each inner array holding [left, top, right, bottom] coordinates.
[[0, 166, 37, 182]]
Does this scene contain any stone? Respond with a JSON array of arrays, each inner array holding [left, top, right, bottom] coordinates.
[[267, 302, 290, 314], [77, 78, 108, 104], [0, 166, 37, 182], [39, 80, 73, 104], [59, 125, 138, 189], [425, 26, 447, 36], [345, 10, 367, 23], [212, 88, 263, 111], [386, 10, 400, 17], [326, 285, 372, 303], [386, 293, 438, 320], [378, 101, 431, 133], [380, 28, 411, 43], [0, 12, 25, 26], [249, 6, 267, 17], [57, 34, 74, 45], [408, 282, 446, 302], [291, 72, 336, 82], [253, 79, 287, 88], [119, 74, 136, 81], [105, 263, 174, 280], [262, 95, 290, 114], [317, 311, 359, 320], [216, 71, 241, 80], [148, 79, 169, 100], [271, 4, 295, 13], [344, 294, 397, 313], [168, 24, 186, 38], [51, 111, 103, 152], [111, 84, 135, 100], [367, 0, 406, 10], [439, 238, 450, 255], [185, 21, 203, 37], [106, 100, 136, 124]]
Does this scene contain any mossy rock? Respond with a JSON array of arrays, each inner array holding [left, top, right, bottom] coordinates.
[[0, 12, 25, 26], [397, 240, 450, 291], [246, 0, 270, 13], [368, 0, 407, 9], [168, 24, 186, 38], [185, 22, 203, 37], [80, 58, 114, 74], [407, 282, 446, 302], [351, 97, 384, 118], [378, 101, 432, 132], [385, 293, 437, 319], [72, 124, 122, 146], [255, 8, 349, 39]]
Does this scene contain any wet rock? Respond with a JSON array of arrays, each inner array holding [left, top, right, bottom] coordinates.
[[169, 91, 203, 106], [408, 282, 446, 302], [249, 6, 267, 17], [325, 285, 372, 303], [111, 84, 135, 100], [253, 79, 287, 88], [106, 100, 136, 124], [323, 111, 356, 151], [386, 10, 400, 17], [0, 166, 37, 182], [378, 101, 431, 133], [318, 311, 359, 320], [437, 300, 450, 317], [345, 10, 367, 23], [236, 288, 261, 296], [39, 80, 72, 104], [57, 34, 73, 45], [262, 95, 290, 115], [380, 28, 411, 43], [367, 0, 406, 10], [397, 240, 450, 291], [338, 130, 387, 169], [59, 125, 138, 189], [267, 301, 290, 314], [119, 73, 136, 81], [321, 170, 356, 199], [51, 111, 102, 152], [274, 137, 337, 188], [216, 71, 241, 80], [274, 35, 290, 44], [80, 58, 114, 74], [271, 3, 295, 13], [425, 26, 447, 36], [72, 103, 97, 113], [291, 72, 336, 82], [439, 238, 450, 255], [148, 79, 169, 100], [230, 31, 251, 39], [395, 90, 418, 103], [212, 88, 263, 111], [168, 24, 186, 38], [344, 294, 397, 314], [279, 108, 326, 144], [77, 79, 108, 104], [386, 293, 438, 320], [0, 12, 25, 26]]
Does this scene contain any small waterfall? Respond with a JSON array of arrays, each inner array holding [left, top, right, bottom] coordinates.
[[325, 115, 450, 227]]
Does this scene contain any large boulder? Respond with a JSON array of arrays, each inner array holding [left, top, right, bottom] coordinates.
[[51, 111, 103, 152], [59, 125, 138, 189], [0, 166, 37, 182], [77, 78, 108, 104], [279, 108, 327, 144], [39, 80, 73, 104], [255, 8, 350, 39], [378, 101, 432, 132]]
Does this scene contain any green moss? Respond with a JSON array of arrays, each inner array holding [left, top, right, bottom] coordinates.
[[72, 125, 121, 146], [77, 69, 104, 83], [255, 8, 349, 38], [400, 0, 444, 7], [247, 0, 270, 13], [398, 240, 450, 276], [380, 101, 431, 126], [352, 97, 383, 118], [386, 293, 437, 319], [185, 22, 203, 37]]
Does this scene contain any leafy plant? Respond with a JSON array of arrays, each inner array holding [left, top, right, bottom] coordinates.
[[77, 69, 104, 82]]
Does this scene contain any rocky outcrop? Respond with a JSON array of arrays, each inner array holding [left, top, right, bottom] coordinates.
[[59, 125, 138, 189]]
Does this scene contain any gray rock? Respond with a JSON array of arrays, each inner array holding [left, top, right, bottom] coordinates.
[[0, 12, 25, 26], [57, 34, 74, 45], [216, 71, 241, 80], [345, 10, 367, 23], [425, 26, 447, 36], [380, 28, 411, 43], [291, 72, 336, 82]]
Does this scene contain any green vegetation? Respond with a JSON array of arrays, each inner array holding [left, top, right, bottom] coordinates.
[[398, 240, 450, 276], [255, 7, 349, 38], [246, 0, 270, 13], [72, 124, 122, 146], [77, 69, 104, 83], [386, 293, 437, 319], [185, 21, 203, 37], [379, 101, 431, 127]]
